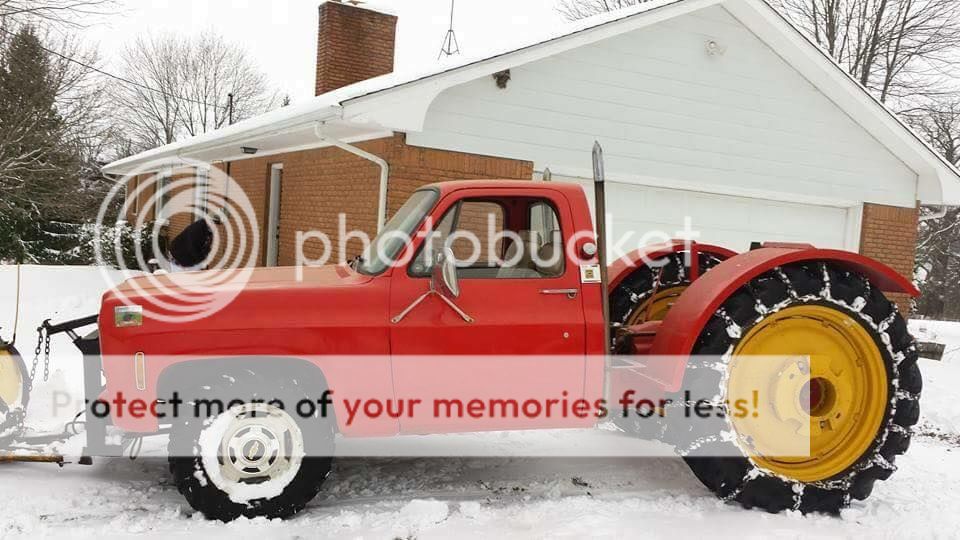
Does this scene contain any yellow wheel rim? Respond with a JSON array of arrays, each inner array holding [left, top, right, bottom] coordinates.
[[0, 348, 25, 408], [626, 286, 687, 325], [727, 305, 888, 483]]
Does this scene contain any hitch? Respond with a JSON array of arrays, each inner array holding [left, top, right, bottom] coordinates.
[[917, 341, 946, 362], [38, 314, 99, 350], [22, 315, 121, 460]]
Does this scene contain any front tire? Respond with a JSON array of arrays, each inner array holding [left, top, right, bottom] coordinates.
[[682, 262, 920, 514], [168, 370, 334, 521]]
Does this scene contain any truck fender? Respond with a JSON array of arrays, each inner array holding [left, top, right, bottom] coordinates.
[[647, 247, 918, 392], [156, 356, 337, 427], [608, 241, 737, 291]]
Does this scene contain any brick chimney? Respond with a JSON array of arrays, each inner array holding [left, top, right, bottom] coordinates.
[[315, 0, 398, 96]]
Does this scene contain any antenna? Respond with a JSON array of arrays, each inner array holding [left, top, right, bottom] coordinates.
[[438, 0, 460, 59]]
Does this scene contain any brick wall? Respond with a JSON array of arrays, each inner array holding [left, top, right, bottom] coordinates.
[[859, 202, 919, 316], [164, 168, 199, 238], [125, 174, 152, 224], [315, 0, 397, 96]]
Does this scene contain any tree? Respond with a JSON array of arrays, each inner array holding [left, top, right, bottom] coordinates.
[[114, 32, 277, 152], [556, 0, 644, 21], [0, 0, 115, 26], [773, 0, 960, 104], [0, 25, 111, 263], [0, 26, 79, 261], [905, 99, 960, 318]]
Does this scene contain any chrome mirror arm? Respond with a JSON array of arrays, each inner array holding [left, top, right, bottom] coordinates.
[[435, 292, 474, 323], [391, 290, 474, 324]]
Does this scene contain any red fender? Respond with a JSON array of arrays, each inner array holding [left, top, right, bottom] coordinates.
[[608, 241, 737, 291], [647, 247, 919, 392]]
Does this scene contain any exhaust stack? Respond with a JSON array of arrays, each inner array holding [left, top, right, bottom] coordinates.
[[592, 141, 611, 352]]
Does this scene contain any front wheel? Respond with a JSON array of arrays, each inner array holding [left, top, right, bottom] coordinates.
[[168, 370, 334, 521], [682, 262, 921, 514]]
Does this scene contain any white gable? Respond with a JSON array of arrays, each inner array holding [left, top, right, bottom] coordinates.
[[408, 5, 916, 208], [102, 0, 959, 206]]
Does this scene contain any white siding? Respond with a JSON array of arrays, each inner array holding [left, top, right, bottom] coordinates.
[[567, 178, 855, 252], [407, 5, 918, 208]]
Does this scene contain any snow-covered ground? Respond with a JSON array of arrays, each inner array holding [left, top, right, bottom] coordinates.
[[2, 266, 960, 538]]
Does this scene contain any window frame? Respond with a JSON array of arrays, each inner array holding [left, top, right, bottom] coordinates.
[[156, 168, 172, 223], [406, 196, 566, 280], [194, 168, 209, 219], [356, 188, 441, 276]]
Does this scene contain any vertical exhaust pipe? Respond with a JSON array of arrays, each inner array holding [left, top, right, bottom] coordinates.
[[592, 141, 611, 352]]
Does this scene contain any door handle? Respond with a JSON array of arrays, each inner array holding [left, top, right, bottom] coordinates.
[[540, 288, 578, 299]]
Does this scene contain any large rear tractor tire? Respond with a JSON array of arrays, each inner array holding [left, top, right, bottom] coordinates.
[[610, 251, 727, 327], [682, 262, 920, 514], [0, 344, 29, 448], [168, 370, 334, 521]]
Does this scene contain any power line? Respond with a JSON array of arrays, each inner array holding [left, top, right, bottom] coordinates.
[[0, 25, 223, 109]]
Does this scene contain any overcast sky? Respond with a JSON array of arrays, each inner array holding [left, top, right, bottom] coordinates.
[[78, 0, 568, 101]]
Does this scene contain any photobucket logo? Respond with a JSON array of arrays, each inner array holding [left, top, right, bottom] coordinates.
[[294, 211, 703, 279], [95, 158, 259, 323]]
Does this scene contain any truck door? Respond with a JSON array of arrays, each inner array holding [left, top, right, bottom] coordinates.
[[389, 189, 588, 433]]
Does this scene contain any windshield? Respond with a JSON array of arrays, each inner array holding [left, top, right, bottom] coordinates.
[[357, 189, 439, 275]]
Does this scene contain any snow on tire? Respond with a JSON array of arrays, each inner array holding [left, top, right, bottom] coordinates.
[[168, 370, 334, 521], [681, 261, 920, 514]]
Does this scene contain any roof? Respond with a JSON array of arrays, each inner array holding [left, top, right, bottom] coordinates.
[[103, 0, 960, 205], [423, 179, 589, 198]]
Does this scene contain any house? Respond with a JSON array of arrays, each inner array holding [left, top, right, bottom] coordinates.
[[103, 0, 960, 312]]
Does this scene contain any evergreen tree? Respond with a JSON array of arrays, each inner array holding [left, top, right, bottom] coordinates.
[[0, 26, 83, 263]]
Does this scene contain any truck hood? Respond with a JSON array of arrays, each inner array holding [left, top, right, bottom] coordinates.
[[99, 263, 388, 356], [113, 264, 371, 296]]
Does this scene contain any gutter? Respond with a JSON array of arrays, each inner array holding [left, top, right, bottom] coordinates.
[[103, 105, 344, 175], [316, 122, 390, 233]]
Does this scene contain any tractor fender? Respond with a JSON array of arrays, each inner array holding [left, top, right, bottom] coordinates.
[[647, 247, 918, 392], [608, 241, 737, 291]]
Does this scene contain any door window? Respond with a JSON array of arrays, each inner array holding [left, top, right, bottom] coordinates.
[[410, 198, 564, 279]]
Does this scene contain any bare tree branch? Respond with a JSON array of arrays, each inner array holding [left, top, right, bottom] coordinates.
[[772, 0, 960, 104], [113, 32, 277, 152], [0, 0, 116, 27]]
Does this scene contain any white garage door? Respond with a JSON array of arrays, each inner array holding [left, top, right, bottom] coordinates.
[[565, 180, 853, 253]]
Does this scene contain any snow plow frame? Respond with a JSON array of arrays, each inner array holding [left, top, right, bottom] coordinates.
[[647, 246, 920, 392], [34, 315, 121, 459]]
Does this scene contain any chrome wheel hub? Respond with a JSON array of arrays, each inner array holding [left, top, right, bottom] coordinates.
[[201, 402, 304, 500]]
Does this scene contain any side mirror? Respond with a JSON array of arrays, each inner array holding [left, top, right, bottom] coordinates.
[[393, 247, 472, 324], [431, 249, 460, 299]]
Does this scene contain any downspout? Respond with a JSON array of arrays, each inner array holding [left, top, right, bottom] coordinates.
[[316, 123, 390, 233]]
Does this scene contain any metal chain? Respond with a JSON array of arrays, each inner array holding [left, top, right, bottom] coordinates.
[[27, 323, 52, 391], [42, 331, 51, 383], [28, 326, 43, 391]]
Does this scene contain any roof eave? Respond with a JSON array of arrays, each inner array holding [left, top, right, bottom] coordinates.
[[726, 0, 960, 206]]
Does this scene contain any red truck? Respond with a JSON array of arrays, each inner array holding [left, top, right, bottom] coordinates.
[[61, 178, 920, 521]]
